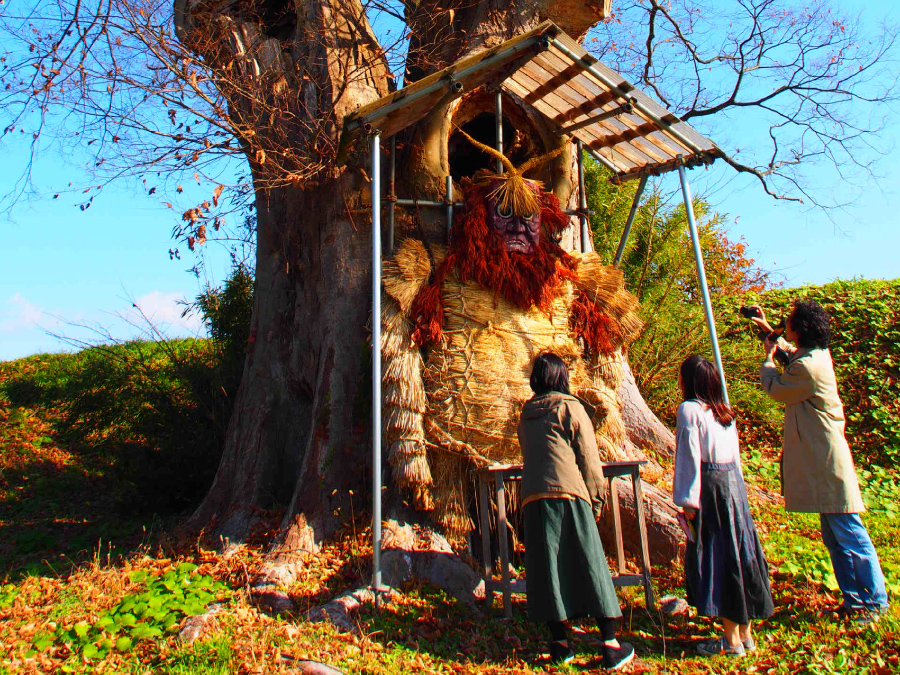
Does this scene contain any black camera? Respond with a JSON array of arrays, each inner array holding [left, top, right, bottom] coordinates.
[[739, 305, 763, 320], [739, 306, 790, 367]]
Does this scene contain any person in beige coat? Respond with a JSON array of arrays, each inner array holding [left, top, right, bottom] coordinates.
[[750, 300, 888, 623]]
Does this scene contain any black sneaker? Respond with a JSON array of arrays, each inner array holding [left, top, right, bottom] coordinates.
[[826, 604, 857, 621], [602, 642, 635, 670], [549, 641, 575, 664], [852, 608, 884, 626]]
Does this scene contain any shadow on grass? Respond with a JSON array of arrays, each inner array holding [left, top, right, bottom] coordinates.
[[0, 454, 154, 579], [357, 588, 546, 667]]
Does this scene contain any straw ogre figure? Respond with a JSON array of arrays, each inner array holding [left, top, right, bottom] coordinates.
[[381, 136, 643, 535]]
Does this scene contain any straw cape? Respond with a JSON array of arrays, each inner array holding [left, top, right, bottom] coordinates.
[[380, 148, 643, 534]]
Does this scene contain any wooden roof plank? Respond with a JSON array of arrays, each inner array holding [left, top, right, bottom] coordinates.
[[532, 51, 677, 163], [501, 77, 639, 172], [511, 64, 658, 169], [550, 31, 719, 154], [338, 20, 722, 180], [504, 71, 646, 171], [348, 21, 557, 127], [526, 54, 670, 161]]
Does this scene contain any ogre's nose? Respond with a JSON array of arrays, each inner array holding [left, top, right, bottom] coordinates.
[[508, 217, 527, 233]]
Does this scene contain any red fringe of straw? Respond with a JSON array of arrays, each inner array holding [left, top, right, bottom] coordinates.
[[410, 184, 577, 346], [569, 291, 626, 355]]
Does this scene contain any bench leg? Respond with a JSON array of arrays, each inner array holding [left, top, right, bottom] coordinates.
[[496, 474, 511, 619], [609, 476, 626, 575], [478, 477, 493, 606], [632, 472, 656, 611]]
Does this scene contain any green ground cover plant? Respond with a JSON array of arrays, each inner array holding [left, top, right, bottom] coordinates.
[[29, 562, 230, 661]]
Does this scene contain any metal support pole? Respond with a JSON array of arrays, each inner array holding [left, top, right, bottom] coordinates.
[[371, 133, 383, 603], [582, 144, 620, 175], [613, 174, 649, 267], [445, 175, 454, 243], [576, 139, 589, 253], [495, 91, 504, 174], [677, 158, 730, 406], [387, 137, 396, 256]]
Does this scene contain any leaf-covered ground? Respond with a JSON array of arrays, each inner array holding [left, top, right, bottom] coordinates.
[[2, 347, 899, 674]]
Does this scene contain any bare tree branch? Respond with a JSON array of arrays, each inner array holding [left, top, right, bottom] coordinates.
[[593, 0, 900, 206]]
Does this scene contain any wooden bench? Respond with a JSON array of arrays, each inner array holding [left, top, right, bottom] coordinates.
[[476, 460, 655, 618]]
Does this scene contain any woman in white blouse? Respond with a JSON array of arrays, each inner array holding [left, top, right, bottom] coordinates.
[[674, 355, 774, 658]]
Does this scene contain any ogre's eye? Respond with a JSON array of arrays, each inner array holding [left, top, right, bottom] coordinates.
[[497, 203, 512, 218], [522, 212, 534, 220]]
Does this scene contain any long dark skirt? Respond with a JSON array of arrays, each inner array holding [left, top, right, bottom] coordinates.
[[523, 497, 622, 623], [685, 461, 775, 624]]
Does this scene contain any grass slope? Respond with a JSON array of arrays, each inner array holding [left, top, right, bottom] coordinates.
[[1, 283, 899, 674]]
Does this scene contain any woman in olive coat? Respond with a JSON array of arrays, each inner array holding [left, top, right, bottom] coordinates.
[[517, 352, 634, 669]]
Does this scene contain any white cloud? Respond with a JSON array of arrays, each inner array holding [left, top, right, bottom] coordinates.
[[129, 290, 205, 336], [0, 293, 46, 333]]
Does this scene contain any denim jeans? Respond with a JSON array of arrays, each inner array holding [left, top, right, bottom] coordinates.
[[820, 513, 889, 610]]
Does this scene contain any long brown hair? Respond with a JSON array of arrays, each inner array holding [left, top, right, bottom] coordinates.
[[679, 355, 735, 427]]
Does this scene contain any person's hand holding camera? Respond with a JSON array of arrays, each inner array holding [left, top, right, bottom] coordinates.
[[744, 304, 774, 334], [740, 304, 790, 365]]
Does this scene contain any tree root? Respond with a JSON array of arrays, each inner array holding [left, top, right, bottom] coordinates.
[[248, 513, 327, 614], [306, 586, 397, 633], [381, 520, 485, 606], [302, 520, 486, 633]]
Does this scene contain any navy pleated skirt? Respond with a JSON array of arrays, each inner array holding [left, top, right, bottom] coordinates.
[[685, 461, 775, 624]]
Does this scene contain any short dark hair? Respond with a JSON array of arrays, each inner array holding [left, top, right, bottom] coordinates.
[[529, 352, 570, 396], [680, 354, 735, 427], [790, 300, 831, 349]]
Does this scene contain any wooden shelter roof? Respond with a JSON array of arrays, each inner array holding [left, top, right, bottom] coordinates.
[[338, 21, 721, 182]]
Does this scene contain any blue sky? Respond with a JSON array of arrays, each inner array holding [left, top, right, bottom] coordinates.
[[2, 0, 899, 361]]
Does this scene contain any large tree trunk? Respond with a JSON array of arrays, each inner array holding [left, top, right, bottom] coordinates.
[[189, 179, 374, 544], [175, 0, 682, 594], [176, 0, 391, 550]]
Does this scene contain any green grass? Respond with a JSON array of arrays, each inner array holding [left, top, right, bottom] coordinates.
[[0, 340, 229, 578], [160, 638, 235, 675]]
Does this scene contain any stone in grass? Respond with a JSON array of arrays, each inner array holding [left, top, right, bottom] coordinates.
[[289, 661, 344, 674], [659, 595, 689, 616], [179, 604, 223, 643]]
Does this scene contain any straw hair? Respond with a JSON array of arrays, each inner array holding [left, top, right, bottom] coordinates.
[[383, 239, 432, 312], [455, 128, 568, 217], [410, 183, 578, 347]]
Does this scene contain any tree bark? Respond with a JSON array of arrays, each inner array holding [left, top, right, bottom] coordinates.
[[618, 356, 676, 458], [176, 0, 391, 547], [175, 0, 683, 591]]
